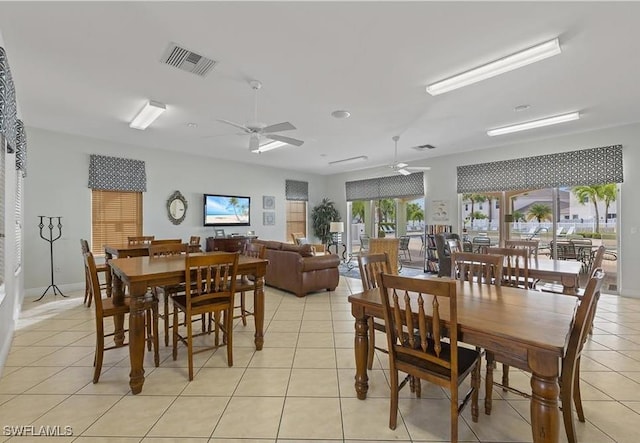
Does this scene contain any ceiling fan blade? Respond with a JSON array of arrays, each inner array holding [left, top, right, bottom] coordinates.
[[395, 162, 408, 168], [249, 134, 260, 151], [263, 121, 296, 133], [406, 166, 432, 171], [397, 168, 412, 176], [266, 134, 304, 147], [216, 119, 250, 133]]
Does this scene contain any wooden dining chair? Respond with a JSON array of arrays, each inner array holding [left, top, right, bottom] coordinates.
[[150, 238, 182, 246], [450, 252, 503, 286], [84, 250, 159, 383], [357, 252, 392, 370], [80, 239, 108, 307], [234, 242, 266, 326], [149, 242, 189, 346], [485, 247, 529, 288], [485, 269, 604, 443], [172, 252, 239, 380], [128, 235, 155, 245], [379, 273, 480, 442], [189, 236, 201, 252], [505, 239, 539, 259]]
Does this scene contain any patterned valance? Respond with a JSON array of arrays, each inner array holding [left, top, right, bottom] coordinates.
[[457, 145, 623, 193], [285, 179, 308, 201], [88, 154, 147, 192], [15, 119, 26, 177], [346, 172, 424, 201], [0, 46, 18, 152]]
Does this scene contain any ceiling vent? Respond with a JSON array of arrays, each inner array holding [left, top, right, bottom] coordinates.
[[160, 42, 218, 77], [412, 144, 436, 151]]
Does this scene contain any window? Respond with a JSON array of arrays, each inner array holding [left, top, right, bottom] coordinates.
[[91, 190, 142, 254], [286, 200, 306, 242]]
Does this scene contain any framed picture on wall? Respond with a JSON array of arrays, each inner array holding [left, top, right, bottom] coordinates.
[[263, 211, 275, 226], [263, 195, 275, 210]]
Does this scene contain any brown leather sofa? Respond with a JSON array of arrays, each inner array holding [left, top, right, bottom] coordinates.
[[253, 239, 340, 297]]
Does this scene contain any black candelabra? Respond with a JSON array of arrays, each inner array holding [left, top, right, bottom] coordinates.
[[35, 216, 67, 301]]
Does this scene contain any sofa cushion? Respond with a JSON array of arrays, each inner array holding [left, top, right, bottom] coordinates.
[[281, 242, 301, 253], [257, 240, 283, 250], [299, 244, 314, 257]]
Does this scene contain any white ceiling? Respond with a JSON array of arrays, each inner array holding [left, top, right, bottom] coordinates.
[[1, 2, 639, 175]]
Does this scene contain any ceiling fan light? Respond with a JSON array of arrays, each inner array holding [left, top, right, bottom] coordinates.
[[426, 38, 561, 96], [129, 100, 166, 130], [396, 162, 408, 168], [487, 111, 580, 136], [251, 140, 287, 153], [397, 168, 411, 176]]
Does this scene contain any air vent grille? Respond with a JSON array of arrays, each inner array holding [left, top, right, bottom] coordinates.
[[161, 42, 217, 77], [412, 144, 436, 151]]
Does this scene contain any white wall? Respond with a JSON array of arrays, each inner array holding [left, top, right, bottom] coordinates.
[[326, 122, 640, 298], [24, 127, 328, 294]]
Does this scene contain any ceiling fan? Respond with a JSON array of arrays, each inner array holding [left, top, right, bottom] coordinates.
[[217, 80, 304, 153], [388, 135, 431, 175]]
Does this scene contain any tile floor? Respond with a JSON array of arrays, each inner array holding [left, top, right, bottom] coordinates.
[[1, 276, 639, 442]]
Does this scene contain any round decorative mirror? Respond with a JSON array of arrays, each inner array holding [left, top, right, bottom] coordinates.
[[167, 190, 187, 225]]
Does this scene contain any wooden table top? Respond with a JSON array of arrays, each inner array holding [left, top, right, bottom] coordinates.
[[349, 279, 578, 354], [528, 258, 583, 274], [109, 252, 268, 284]]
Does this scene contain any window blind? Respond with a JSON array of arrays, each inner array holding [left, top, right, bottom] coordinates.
[[91, 190, 142, 254], [0, 46, 18, 152], [285, 179, 308, 201], [15, 119, 26, 176], [88, 154, 147, 192], [456, 145, 623, 193], [346, 172, 424, 201]]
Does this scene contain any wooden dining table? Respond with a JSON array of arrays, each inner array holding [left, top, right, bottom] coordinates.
[[108, 252, 268, 394], [528, 257, 583, 294], [348, 279, 578, 443]]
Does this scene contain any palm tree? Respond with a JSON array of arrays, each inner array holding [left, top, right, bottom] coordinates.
[[406, 203, 423, 228], [351, 201, 365, 223], [572, 185, 605, 233], [601, 183, 617, 224], [227, 197, 242, 221], [462, 193, 487, 224], [527, 203, 552, 223], [512, 210, 525, 222]]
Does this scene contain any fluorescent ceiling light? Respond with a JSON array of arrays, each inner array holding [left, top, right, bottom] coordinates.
[[426, 38, 561, 96], [487, 112, 580, 136], [251, 140, 287, 153], [328, 155, 368, 166], [129, 100, 166, 130]]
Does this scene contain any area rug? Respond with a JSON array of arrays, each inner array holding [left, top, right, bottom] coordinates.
[[338, 262, 429, 280]]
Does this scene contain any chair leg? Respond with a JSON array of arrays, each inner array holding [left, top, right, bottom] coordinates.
[[389, 369, 399, 430], [152, 303, 160, 367], [145, 308, 152, 352], [240, 292, 247, 326], [164, 292, 170, 347], [573, 357, 585, 423], [172, 308, 179, 361], [451, 384, 459, 443], [187, 317, 194, 381], [485, 352, 494, 415], [562, 373, 578, 443], [83, 273, 91, 306], [502, 364, 510, 391], [367, 318, 375, 370], [471, 360, 480, 422], [225, 308, 233, 367], [93, 321, 105, 384]]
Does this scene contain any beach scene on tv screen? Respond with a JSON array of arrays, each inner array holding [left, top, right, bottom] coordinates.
[[205, 195, 249, 225]]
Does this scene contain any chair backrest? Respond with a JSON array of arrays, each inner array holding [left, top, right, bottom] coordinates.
[[291, 232, 305, 244], [189, 236, 201, 246], [149, 242, 188, 258], [561, 269, 605, 390], [150, 239, 182, 246], [358, 252, 392, 290], [486, 247, 529, 288], [505, 239, 539, 259], [83, 251, 105, 318], [398, 236, 410, 250], [214, 229, 226, 238], [471, 236, 491, 253], [80, 238, 90, 254], [184, 252, 239, 312], [450, 252, 503, 286], [551, 240, 576, 260], [379, 273, 460, 385], [128, 236, 155, 245], [242, 242, 266, 259], [589, 245, 606, 274]]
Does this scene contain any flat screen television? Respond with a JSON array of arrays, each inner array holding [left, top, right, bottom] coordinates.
[[203, 194, 251, 227]]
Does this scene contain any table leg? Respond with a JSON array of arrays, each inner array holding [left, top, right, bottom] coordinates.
[[529, 350, 560, 443], [111, 273, 125, 347], [561, 275, 579, 295], [253, 276, 265, 351], [128, 281, 148, 395], [353, 308, 369, 400]]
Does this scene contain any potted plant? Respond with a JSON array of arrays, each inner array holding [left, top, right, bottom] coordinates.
[[311, 198, 341, 246]]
